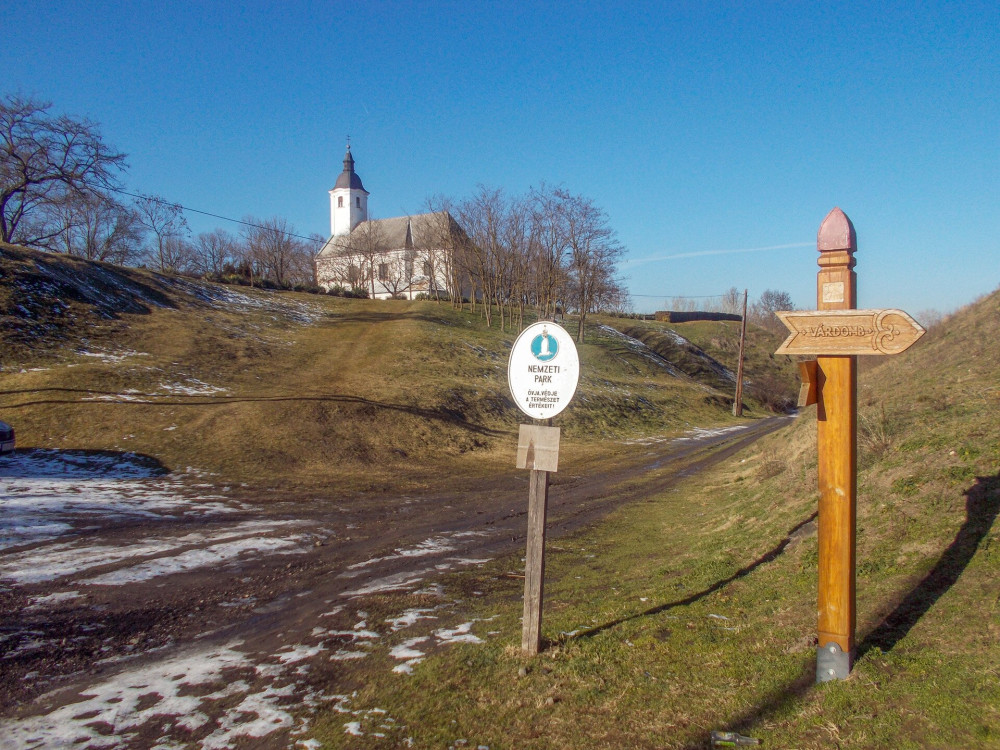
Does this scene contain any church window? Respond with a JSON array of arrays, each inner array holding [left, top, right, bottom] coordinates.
[[378, 263, 388, 281], [356, 196, 361, 208], [338, 196, 343, 208], [423, 261, 432, 277], [347, 264, 360, 285]]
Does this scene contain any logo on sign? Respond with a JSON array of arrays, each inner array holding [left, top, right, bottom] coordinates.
[[531, 329, 558, 361]]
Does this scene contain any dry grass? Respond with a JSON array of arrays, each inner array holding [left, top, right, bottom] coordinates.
[[0, 244, 767, 494], [305, 288, 1000, 749]]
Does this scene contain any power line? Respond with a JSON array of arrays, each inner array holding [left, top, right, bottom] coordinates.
[[109, 188, 326, 246], [106, 190, 751, 302]]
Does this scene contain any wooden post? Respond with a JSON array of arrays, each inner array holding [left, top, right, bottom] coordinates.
[[522, 468, 549, 655], [732, 288, 748, 416], [515, 424, 560, 656], [815, 207, 857, 681]]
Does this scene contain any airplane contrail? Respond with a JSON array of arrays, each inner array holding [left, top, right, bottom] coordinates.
[[624, 241, 812, 268]]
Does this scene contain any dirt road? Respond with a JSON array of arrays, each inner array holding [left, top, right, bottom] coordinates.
[[0, 417, 789, 749]]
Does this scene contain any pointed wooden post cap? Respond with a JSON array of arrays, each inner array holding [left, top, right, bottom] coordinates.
[[818, 207, 856, 253]]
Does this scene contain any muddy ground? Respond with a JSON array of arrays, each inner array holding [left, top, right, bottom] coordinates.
[[0, 418, 788, 749]]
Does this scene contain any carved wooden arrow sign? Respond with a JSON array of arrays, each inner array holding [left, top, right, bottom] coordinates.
[[775, 309, 925, 356]]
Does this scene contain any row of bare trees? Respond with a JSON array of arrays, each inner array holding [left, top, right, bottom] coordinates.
[[2, 95, 321, 287], [428, 185, 627, 342], [666, 287, 794, 332], [3, 95, 627, 310]]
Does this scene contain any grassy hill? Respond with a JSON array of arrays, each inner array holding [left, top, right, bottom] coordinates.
[[2, 243, 996, 747], [0, 243, 793, 493], [297, 288, 999, 748]]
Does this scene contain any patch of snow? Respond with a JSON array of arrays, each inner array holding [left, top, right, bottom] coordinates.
[[330, 650, 369, 661], [434, 622, 483, 645], [79, 535, 309, 586], [0, 641, 252, 749], [341, 568, 436, 597], [200, 683, 297, 749], [0, 521, 305, 585], [345, 536, 460, 572], [387, 608, 439, 631], [596, 325, 683, 377], [25, 591, 83, 609], [674, 425, 750, 443], [390, 637, 429, 662], [0, 451, 241, 550], [276, 643, 327, 664], [77, 349, 149, 364], [157, 379, 229, 396]]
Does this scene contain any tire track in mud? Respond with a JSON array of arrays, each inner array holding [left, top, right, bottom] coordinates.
[[0, 417, 790, 748]]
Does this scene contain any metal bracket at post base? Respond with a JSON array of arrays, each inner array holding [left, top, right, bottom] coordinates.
[[816, 641, 853, 682]]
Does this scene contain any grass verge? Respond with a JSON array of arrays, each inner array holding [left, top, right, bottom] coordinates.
[[304, 289, 1000, 749]]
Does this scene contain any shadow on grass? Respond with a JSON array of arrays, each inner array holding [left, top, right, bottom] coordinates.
[[0, 448, 169, 478], [564, 510, 818, 644], [858, 471, 1000, 657], [673, 472, 1000, 749], [0, 388, 506, 437]]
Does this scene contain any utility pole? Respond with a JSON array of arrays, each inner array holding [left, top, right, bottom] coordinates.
[[732, 289, 748, 416]]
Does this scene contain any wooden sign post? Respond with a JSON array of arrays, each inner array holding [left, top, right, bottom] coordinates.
[[516, 424, 560, 656], [779, 208, 924, 682], [814, 207, 859, 683], [508, 322, 580, 656]]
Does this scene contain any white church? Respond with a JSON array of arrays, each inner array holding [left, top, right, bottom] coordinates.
[[314, 146, 467, 299]]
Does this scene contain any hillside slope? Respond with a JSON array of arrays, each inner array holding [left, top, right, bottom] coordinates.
[[0, 244, 784, 492], [299, 288, 999, 747]]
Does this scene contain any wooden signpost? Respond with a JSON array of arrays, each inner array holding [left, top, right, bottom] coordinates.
[[508, 322, 580, 656], [779, 208, 924, 682]]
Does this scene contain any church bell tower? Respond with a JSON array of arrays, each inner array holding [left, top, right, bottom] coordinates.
[[330, 143, 369, 236]]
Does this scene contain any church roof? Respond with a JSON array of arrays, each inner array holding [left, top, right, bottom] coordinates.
[[316, 211, 465, 259], [333, 146, 368, 192]]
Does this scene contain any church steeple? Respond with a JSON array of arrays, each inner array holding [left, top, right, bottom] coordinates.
[[330, 142, 369, 236]]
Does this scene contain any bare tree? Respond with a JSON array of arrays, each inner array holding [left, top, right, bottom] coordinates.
[[425, 196, 474, 307], [135, 194, 189, 272], [750, 288, 794, 332], [192, 229, 237, 278], [721, 286, 743, 315], [244, 216, 307, 287], [454, 186, 510, 328], [529, 184, 570, 320], [50, 191, 142, 264], [160, 235, 198, 275], [0, 95, 128, 246], [378, 252, 413, 298], [560, 189, 624, 342], [344, 217, 387, 298]]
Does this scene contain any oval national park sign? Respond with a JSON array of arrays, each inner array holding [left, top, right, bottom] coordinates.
[[508, 322, 580, 420]]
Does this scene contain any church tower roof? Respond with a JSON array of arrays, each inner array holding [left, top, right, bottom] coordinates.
[[334, 145, 367, 192]]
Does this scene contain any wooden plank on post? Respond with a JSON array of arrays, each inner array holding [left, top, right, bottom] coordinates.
[[775, 309, 925, 356], [522, 468, 549, 656], [517, 424, 561, 473], [798, 359, 818, 408]]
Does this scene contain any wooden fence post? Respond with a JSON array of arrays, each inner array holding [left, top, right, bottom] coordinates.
[[815, 207, 857, 681]]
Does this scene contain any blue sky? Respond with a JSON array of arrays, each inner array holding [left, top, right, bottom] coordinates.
[[4, 1, 997, 315]]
